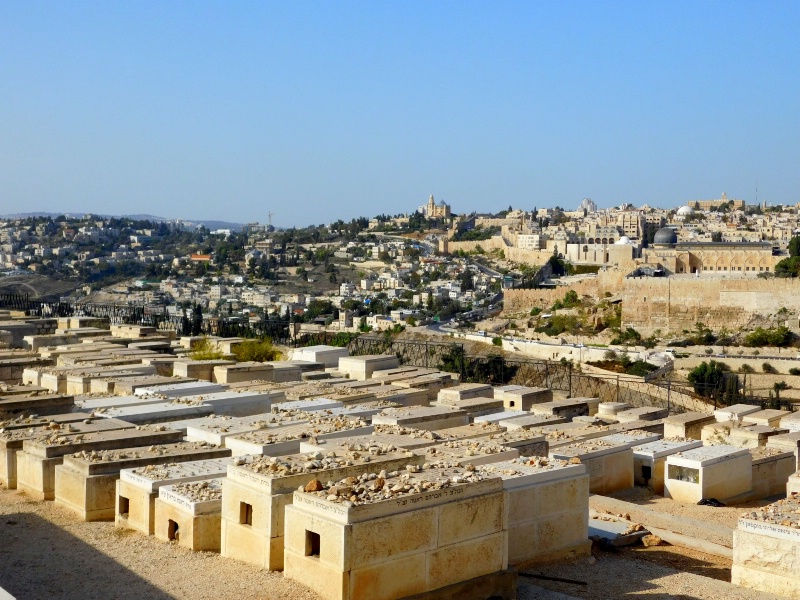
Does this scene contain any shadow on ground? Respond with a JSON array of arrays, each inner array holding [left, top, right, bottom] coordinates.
[[0, 512, 174, 600]]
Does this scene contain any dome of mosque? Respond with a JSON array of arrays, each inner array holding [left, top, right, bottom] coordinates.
[[653, 227, 678, 245]]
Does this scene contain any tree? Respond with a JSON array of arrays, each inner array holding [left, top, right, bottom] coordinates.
[[789, 236, 800, 258], [688, 360, 733, 399]]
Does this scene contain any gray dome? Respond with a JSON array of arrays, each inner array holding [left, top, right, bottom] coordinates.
[[653, 227, 677, 245]]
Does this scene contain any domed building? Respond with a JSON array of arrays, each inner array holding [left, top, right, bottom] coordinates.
[[676, 205, 695, 220], [653, 227, 678, 246], [615, 236, 633, 245]]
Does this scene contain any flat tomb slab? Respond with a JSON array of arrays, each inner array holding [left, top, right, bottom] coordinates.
[[714, 404, 760, 423], [663, 412, 716, 440], [497, 414, 567, 430], [437, 383, 493, 403], [371, 405, 469, 432], [741, 410, 791, 428], [0, 417, 134, 489], [223, 419, 373, 456], [614, 406, 669, 423], [134, 381, 228, 398], [0, 394, 75, 416], [16, 427, 186, 500], [55, 442, 232, 521]]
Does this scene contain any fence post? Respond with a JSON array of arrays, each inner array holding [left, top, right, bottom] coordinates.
[[667, 380, 671, 413], [545, 363, 550, 389], [616, 375, 620, 403], [568, 364, 572, 397], [425, 341, 429, 368]]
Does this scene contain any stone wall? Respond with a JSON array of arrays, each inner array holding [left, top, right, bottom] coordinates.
[[503, 269, 624, 314], [623, 277, 800, 335]]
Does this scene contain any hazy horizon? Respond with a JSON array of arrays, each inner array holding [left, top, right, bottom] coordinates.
[[2, 1, 798, 227]]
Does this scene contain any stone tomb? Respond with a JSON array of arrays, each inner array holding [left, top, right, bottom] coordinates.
[[435, 396, 504, 419], [212, 362, 275, 384], [116, 457, 232, 535], [631, 438, 703, 494], [732, 496, 800, 598], [614, 406, 669, 423], [663, 412, 716, 440], [482, 430, 548, 458], [714, 404, 760, 423], [419, 439, 519, 467], [530, 398, 596, 420], [221, 446, 425, 571], [223, 419, 373, 457], [437, 383, 493, 404], [177, 390, 281, 417], [172, 360, 236, 382], [393, 373, 457, 403], [154, 479, 224, 551], [16, 427, 184, 500], [664, 444, 752, 504], [767, 432, 800, 470], [292, 345, 350, 369], [371, 406, 469, 432], [92, 400, 215, 424], [336, 354, 400, 381], [495, 386, 552, 411], [134, 381, 228, 398], [478, 458, 590, 565], [779, 412, 800, 433], [596, 402, 630, 418], [549, 440, 634, 495], [184, 413, 303, 446], [729, 425, 789, 449], [750, 447, 795, 499], [496, 414, 567, 431], [272, 398, 344, 414], [742, 409, 791, 428], [283, 469, 506, 600], [0, 417, 134, 489], [0, 393, 75, 416], [54, 441, 231, 521]]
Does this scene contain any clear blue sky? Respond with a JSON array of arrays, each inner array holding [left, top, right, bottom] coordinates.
[[2, 1, 798, 226]]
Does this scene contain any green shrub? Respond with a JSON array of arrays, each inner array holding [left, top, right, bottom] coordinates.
[[232, 339, 282, 362], [739, 364, 754, 373], [744, 326, 794, 348], [763, 362, 778, 374], [530, 307, 542, 316], [189, 337, 225, 361], [492, 336, 502, 346], [789, 368, 800, 376]]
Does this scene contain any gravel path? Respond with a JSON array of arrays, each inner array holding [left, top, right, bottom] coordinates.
[[0, 487, 320, 600]]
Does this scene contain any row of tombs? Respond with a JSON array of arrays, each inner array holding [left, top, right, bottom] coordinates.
[[0, 324, 799, 598]]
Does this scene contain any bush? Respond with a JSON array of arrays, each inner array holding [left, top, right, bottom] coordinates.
[[232, 339, 282, 363], [789, 368, 800, 376], [739, 364, 754, 373], [189, 338, 225, 361], [704, 348, 713, 355], [530, 307, 542, 316], [744, 326, 794, 348], [610, 327, 642, 346], [762, 362, 778, 374], [492, 336, 503, 346]]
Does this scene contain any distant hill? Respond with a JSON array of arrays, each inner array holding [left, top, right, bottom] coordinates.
[[0, 212, 244, 232]]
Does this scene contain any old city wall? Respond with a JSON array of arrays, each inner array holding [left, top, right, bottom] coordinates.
[[623, 278, 800, 335], [503, 269, 625, 314]]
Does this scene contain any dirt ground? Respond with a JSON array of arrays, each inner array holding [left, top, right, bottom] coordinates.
[[0, 486, 319, 600], [0, 484, 785, 600]]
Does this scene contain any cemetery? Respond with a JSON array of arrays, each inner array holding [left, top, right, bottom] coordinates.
[[0, 325, 799, 599]]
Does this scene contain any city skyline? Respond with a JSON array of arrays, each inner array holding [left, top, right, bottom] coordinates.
[[2, 1, 799, 226]]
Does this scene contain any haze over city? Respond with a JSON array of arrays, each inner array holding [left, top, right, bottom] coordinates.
[[2, 1, 799, 225]]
